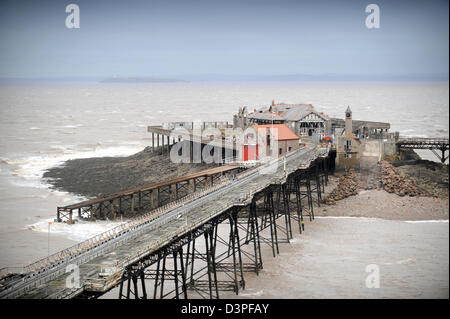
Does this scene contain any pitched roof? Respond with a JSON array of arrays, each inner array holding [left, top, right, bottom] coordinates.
[[246, 102, 331, 123], [281, 104, 315, 121], [253, 124, 299, 141], [247, 113, 285, 121]]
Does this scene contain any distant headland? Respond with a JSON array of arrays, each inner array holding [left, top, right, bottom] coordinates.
[[100, 77, 187, 83]]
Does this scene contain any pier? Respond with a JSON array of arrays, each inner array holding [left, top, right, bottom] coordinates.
[[0, 144, 334, 299]]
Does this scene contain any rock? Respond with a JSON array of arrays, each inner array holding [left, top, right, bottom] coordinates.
[[324, 169, 360, 204], [379, 161, 424, 197]]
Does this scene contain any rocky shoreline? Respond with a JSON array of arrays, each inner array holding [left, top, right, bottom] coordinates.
[[320, 155, 448, 220], [43, 146, 218, 198]]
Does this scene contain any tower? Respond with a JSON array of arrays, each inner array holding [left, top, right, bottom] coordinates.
[[345, 106, 352, 135]]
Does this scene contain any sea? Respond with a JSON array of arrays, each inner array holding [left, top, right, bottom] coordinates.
[[0, 81, 448, 298]]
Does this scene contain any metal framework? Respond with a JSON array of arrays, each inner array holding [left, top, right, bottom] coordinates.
[[97, 155, 335, 300], [397, 137, 449, 163]]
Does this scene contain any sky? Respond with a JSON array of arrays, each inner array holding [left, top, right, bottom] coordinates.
[[0, 0, 448, 79]]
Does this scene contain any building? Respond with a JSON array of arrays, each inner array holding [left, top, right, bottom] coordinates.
[[253, 123, 300, 157], [280, 104, 331, 137], [234, 100, 391, 145], [242, 143, 258, 161], [329, 106, 390, 139], [245, 102, 286, 125], [335, 107, 360, 169], [234, 101, 331, 138]]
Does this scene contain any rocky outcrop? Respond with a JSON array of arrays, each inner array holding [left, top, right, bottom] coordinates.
[[323, 169, 359, 205], [43, 146, 218, 198], [379, 161, 424, 197], [323, 160, 435, 205]]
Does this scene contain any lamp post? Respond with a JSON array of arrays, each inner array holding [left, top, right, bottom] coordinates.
[[48, 221, 52, 259], [271, 110, 274, 158]]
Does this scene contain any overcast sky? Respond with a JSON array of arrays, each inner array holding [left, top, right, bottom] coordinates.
[[0, 0, 448, 79]]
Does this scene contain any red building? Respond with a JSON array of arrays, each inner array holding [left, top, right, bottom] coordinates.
[[242, 124, 300, 161], [242, 143, 258, 161]]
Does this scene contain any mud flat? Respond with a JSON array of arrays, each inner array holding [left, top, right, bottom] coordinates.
[[43, 146, 218, 198]]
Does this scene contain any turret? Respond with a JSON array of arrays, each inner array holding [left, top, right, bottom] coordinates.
[[345, 106, 352, 135]]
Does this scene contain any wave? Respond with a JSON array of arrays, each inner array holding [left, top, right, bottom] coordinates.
[[401, 133, 429, 138], [57, 124, 84, 129], [2, 144, 146, 188], [380, 258, 416, 265], [27, 218, 126, 242]]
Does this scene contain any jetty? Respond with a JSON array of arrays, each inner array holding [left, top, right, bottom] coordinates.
[[0, 144, 334, 299]]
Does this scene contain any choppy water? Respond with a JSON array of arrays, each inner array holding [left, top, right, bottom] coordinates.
[[0, 81, 448, 297]]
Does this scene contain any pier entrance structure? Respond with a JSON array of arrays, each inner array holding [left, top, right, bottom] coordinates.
[[397, 137, 449, 163], [0, 144, 335, 299]]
